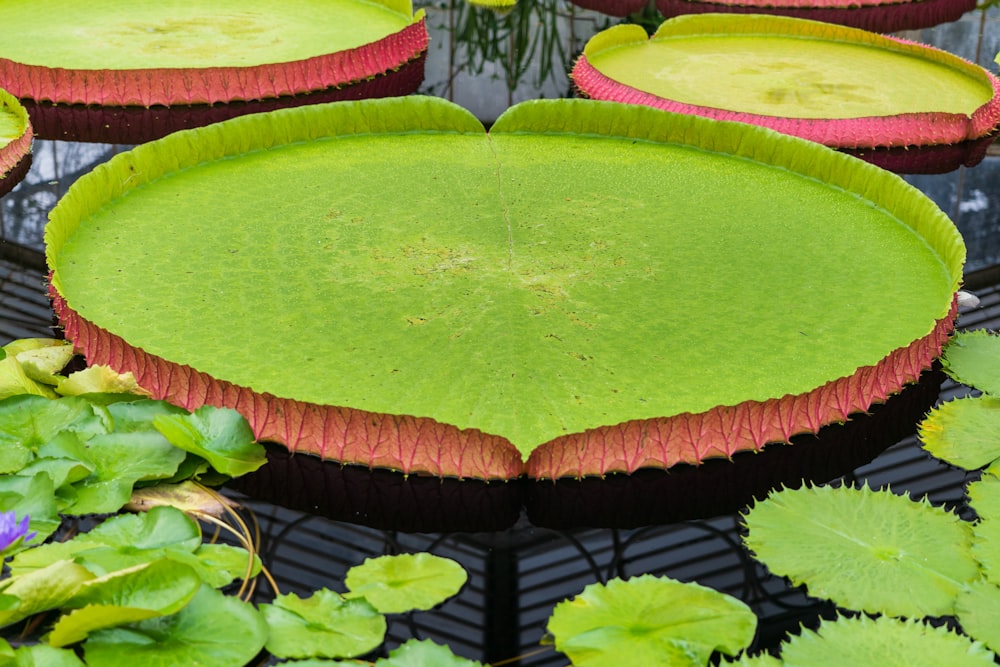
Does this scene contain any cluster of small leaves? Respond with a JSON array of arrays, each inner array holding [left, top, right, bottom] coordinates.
[[0, 338, 267, 549], [0, 506, 474, 665], [733, 330, 1000, 664]]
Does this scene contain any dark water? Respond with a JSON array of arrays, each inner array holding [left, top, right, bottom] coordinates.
[[0, 4, 997, 663]]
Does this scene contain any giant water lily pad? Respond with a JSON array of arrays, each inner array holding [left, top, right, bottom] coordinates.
[[47, 96, 962, 479], [0, 0, 427, 106], [0, 87, 31, 197], [574, 15, 1000, 158], [655, 0, 975, 33]]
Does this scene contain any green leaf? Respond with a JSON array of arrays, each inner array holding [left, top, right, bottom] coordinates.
[[778, 614, 996, 666], [968, 476, 1000, 585], [0, 356, 56, 401], [64, 431, 187, 515], [14, 341, 75, 387], [941, 330, 1000, 393], [721, 654, 783, 667], [261, 588, 386, 659], [55, 365, 143, 397], [152, 406, 265, 477], [82, 584, 266, 667], [0, 560, 95, 628], [919, 396, 1000, 471], [373, 639, 483, 666], [547, 575, 756, 667], [11, 645, 85, 667], [160, 543, 260, 589], [345, 553, 467, 613], [0, 395, 105, 450], [49, 559, 202, 646], [9, 506, 201, 576], [742, 484, 979, 617], [956, 579, 1000, 652]]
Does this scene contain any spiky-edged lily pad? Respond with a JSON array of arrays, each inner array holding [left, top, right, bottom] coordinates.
[[777, 614, 996, 666], [956, 580, 1000, 652], [344, 553, 467, 613], [47, 95, 963, 479], [11, 645, 85, 667], [81, 585, 266, 667], [941, 329, 1000, 393], [374, 639, 483, 666], [919, 396, 1000, 471], [546, 575, 756, 667], [968, 475, 1000, 584], [261, 589, 386, 660], [0, 87, 30, 196], [573, 15, 1000, 153], [722, 654, 783, 667], [0, 0, 427, 106], [742, 484, 979, 617]]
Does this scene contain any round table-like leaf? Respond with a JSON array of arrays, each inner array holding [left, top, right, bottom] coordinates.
[[573, 16, 1000, 151], [546, 575, 757, 667], [0, 87, 30, 196], [742, 484, 980, 617], [0, 0, 427, 106], [47, 96, 963, 479]]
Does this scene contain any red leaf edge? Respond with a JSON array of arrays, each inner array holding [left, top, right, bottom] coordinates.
[[0, 20, 428, 107]]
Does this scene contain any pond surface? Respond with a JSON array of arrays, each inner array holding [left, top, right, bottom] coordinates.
[[0, 3, 998, 663]]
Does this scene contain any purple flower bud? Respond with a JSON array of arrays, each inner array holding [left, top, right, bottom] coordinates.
[[0, 511, 35, 552]]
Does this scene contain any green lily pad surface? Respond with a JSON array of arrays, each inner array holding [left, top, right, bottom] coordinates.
[[47, 96, 963, 479], [0, 0, 427, 105], [574, 15, 1000, 148]]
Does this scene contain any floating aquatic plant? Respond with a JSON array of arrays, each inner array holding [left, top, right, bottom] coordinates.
[[344, 553, 468, 613], [742, 483, 979, 618], [573, 15, 1000, 156], [46, 95, 963, 479], [0, 0, 429, 106], [546, 575, 757, 667]]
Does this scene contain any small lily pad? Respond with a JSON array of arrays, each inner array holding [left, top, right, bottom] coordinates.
[[345, 553, 467, 613], [941, 330, 1000, 393], [742, 484, 979, 617], [778, 614, 996, 666], [956, 580, 1000, 652], [547, 574, 756, 667], [261, 588, 386, 660], [919, 396, 1000, 471], [968, 476, 1000, 585], [373, 639, 483, 666]]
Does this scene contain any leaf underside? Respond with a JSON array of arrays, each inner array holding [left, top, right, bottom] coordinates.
[[48, 96, 962, 478]]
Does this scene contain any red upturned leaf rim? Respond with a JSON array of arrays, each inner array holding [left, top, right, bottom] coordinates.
[[573, 16, 1000, 150], [49, 288, 956, 479], [655, 0, 976, 31], [565, 0, 650, 17], [0, 9, 427, 107], [46, 98, 963, 481], [0, 87, 31, 195]]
